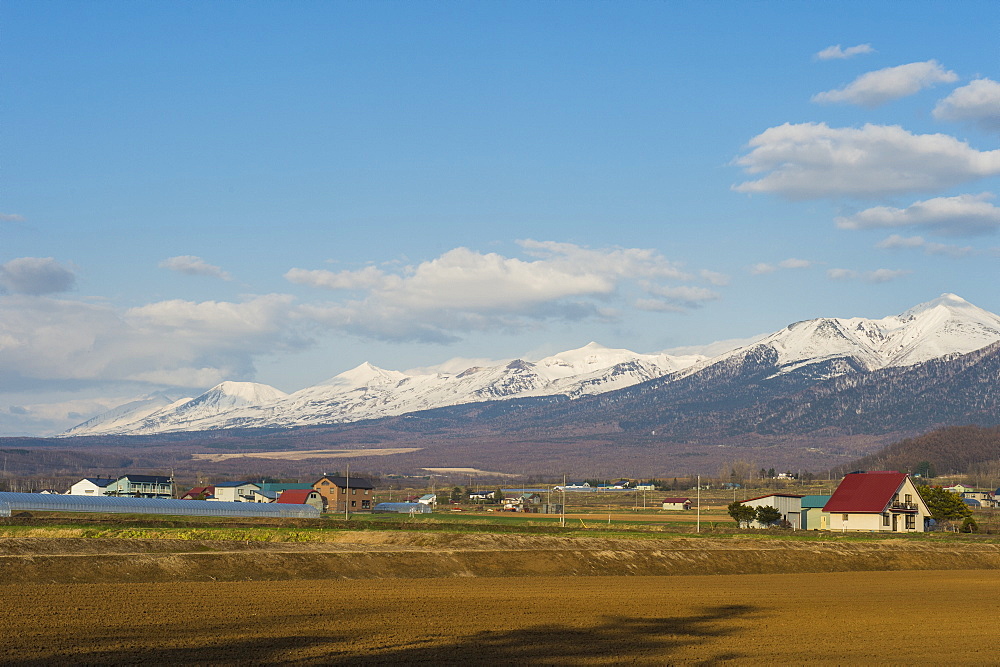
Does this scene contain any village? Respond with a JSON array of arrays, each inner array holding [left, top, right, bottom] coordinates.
[[4, 468, 995, 534]]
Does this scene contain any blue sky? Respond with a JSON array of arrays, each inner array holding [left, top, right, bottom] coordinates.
[[3, 1, 999, 435]]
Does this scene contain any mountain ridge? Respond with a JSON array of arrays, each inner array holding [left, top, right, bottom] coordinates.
[[62, 293, 1000, 438]]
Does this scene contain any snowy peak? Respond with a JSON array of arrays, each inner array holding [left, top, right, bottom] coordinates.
[[314, 362, 409, 389], [179, 381, 287, 413], [711, 293, 1000, 377]]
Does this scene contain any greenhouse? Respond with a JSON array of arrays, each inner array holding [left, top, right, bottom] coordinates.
[[0, 492, 320, 519]]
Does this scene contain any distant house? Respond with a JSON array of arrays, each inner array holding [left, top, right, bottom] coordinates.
[[276, 489, 325, 511], [211, 482, 261, 503], [635, 483, 656, 491], [312, 475, 375, 512], [417, 494, 437, 507], [180, 486, 215, 500], [661, 498, 693, 510], [68, 478, 117, 496], [823, 471, 931, 532], [944, 483, 976, 495], [373, 502, 432, 514], [741, 494, 804, 529], [468, 490, 495, 502], [800, 495, 832, 530], [105, 474, 173, 499]]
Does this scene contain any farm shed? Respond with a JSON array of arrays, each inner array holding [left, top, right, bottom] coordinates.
[[661, 498, 692, 510], [372, 502, 432, 514], [277, 489, 325, 511], [741, 493, 803, 529], [0, 492, 319, 519]]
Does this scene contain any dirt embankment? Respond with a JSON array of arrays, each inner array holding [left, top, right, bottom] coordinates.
[[3, 531, 1000, 584]]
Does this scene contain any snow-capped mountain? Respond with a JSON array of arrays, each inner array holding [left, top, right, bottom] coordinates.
[[696, 293, 1000, 380], [62, 294, 1000, 437]]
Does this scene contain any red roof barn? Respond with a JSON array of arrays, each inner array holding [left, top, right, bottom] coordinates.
[[277, 489, 325, 511]]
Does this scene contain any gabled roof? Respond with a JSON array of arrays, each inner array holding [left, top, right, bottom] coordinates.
[[823, 471, 908, 513], [313, 476, 375, 490], [214, 481, 260, 489], [80, 478, 117, 487], [182, 486, 215, 498], [118, 475, 172, 484], [800, 495, 832, 509], [742, 493, 804, 503], [662, 497, 691, 503], [277, 489, 318, 504]]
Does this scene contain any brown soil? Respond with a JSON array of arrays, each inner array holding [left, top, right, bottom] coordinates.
[[3, 532, 999, 663], [3, 571, 998, 664]]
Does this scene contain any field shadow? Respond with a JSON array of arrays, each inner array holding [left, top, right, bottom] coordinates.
[[11, 604, 759, 665], [351, 603, 759, 664]]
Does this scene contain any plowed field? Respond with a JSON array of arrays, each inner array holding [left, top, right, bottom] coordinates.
[[4, 531, 1000, 663], [4, 571, 999, 664]]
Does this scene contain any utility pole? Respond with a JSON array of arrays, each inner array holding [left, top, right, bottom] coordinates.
[[696, 475, 701, 534], [344, 464, 350, 521]]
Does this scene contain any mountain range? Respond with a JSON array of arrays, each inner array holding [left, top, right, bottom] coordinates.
[[64, 293, 1000, 441]]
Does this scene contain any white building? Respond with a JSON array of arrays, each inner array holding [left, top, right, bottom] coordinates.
[[741, 493, 804, 529], [211, 481, 261, 502], [68, 477, 117, 496]]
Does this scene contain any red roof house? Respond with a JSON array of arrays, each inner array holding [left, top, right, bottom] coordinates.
[[277, 488, 325, 511], [180, 486, 215, 500], [823, 471, 930, 532]]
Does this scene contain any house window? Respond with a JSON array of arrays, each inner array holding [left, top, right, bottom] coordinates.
[[882, 514, 890, 526], [351, 500, 356, 507], [352, 489, 356, 495], [362, 500, 370, 509], [905, 515, 916, 530], [843, 514, 849, 521], [905, 494, 912, 503], [365, 489, 369, 495]]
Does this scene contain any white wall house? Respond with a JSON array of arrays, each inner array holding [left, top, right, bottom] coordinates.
[[211, 482, 261, 502], [824, 472, 930, 533], [68, 478, 117, 496]]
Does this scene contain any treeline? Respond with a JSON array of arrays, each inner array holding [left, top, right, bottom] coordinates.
[[847, 425, 1000, 480]]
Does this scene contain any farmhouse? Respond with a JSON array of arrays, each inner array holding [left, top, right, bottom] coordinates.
[[823, 471, 930, 533], [211, 481, 261, 503], [104, 475, 173, 499], [661, 498, 692, 510], [741, 493, 803, 529], [312, 475, 375, 512], [68, 478, 117, 496]]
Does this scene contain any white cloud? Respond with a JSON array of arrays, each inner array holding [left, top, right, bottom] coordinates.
[[159, 255, 232, 280], [865, 268, 910, 283], [836, 193, 1000, 236], [812, 60, 957, 107], [699, 269, 730, 286], [0, 293, 301, 392], [750, 259, 811, 275], [290, 242, 706, 343], [0, 257, 76, 295], [733, 122, 1000, 200], [933, 78, 1000, 131], [815, 44, 875, 61], [0, 213, 25, 222], [285, 265, 396, 290], [827, 268, 857, 280], [638, 285, 721, 311], [826, 267, 911, 283], [876, 234, 974, 257]]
